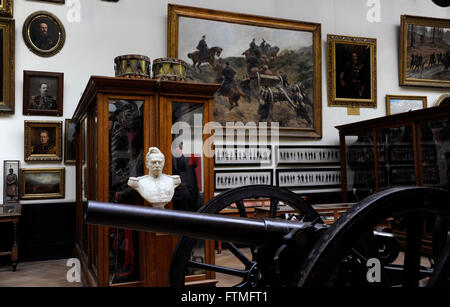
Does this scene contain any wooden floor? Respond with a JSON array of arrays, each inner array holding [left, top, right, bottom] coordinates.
[[0, 249, 433, 287], [0, 259, 82, 287]]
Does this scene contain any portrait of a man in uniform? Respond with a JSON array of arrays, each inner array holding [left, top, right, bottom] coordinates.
[[29, 81, 57, 110], [29, 17, 58, 51], [31, 128, 57, 155]]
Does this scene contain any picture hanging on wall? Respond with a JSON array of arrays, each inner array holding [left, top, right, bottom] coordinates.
[[214, 145, 272, 166], [19, 168, 65, 200], [23, 70, 64, 116], [0, 18, 15, 114], [276, 146, 340, 165], [168, 4, 323, 138], [399, 15, 450, 88], [3, 160, 20, 204], [276, 168, 341, 189], [24, 120, 62, 162], [214, 169, 272, 191], [327, 34, 377, 108], [22, 11, 66, 57], [0, 0, 13, 17], [385, 95, 427, 115]]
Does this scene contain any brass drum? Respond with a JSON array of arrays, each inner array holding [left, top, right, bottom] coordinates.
[[152, 58, 187, 81], [114, 55, 151, 79]]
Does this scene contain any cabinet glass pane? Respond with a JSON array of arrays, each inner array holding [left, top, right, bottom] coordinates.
[[82, 117, 88, 256], [172, 102, 206, 277], [108, 99, 144, 284], [380, 125, 416, 188], [171, 102, 204, 211], [345, 131, 375, 201], [421, 118, 450, 189]]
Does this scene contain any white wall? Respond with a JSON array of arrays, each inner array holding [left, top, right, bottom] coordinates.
[[1, 0, 449, 203]]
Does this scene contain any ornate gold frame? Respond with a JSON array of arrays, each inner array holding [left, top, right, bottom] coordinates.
[[399, 15, 450, 88], [24, 120, 62, 162], [19, 168, 65, 200], [22, 11, 66, 57], [0, 17, 14, 113], [0, 0, 13, 17], [167, 4, 322, 139], [327, 34, 377, 108], [385, 94, 427, 116]]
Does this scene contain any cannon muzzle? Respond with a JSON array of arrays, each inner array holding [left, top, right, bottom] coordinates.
[[85, 201, 319, 246]]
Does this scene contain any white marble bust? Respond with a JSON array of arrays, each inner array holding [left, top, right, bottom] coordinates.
[[128, 147, 181, 209]]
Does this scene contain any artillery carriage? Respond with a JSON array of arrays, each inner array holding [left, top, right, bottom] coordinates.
[[85, 185, 450, 287]]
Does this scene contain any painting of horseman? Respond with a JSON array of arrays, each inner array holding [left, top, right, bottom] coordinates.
[[169, 4, 322, 138]]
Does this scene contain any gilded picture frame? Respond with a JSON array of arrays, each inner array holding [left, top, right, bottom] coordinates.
[[385, 95, 427, 115], [167, 4, 322, 139], [23, 70, 64, 116], [0, 0, 13, 17], [24, 120, 62, 162], [327, 34, 377, 108], [22, 11, 66, 57], [0, 17, 14, 114], [399, 15, 450, 88], [19, 168, 65, 200]]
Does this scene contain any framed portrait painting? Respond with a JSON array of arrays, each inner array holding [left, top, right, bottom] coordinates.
[[327, 34, 377, 108], [167, 4, 322, 138], [385, 95, 427, 115], [23, 70, 63, 116], [399, 15, 450, 88], [24, 120, 62, 162], [3, 160, 20, 204], [0, 17, 14, 114], [22, 11, 66, 57], [19, 168, 65, 200]]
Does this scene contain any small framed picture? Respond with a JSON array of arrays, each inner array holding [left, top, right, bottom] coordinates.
[[214, 169, 273, 191], [20, 168, 65, 200], [22, 10, 66, 57], [23, 70, 64, 116], [386, 95, 427, 115], [214, 146, 272, 166], [276, 168, 341, 189], [276, 146, 340, 165], [327, 34, 377, 108], [24, 120, 62, 162], [3, 160, 20, 204]]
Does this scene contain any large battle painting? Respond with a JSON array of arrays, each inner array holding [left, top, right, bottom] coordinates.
[[168, 5, 322, 138], [400, 15, 450, 88]]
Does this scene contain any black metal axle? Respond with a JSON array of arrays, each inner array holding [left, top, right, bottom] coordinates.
[[85, 201, 323, 246]]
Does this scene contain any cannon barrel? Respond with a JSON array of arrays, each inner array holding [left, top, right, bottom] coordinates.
[[85, 201, 318, 246]]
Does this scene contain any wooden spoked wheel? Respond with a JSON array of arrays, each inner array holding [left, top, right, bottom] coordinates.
[[297, 186, 450, 287], [169, 185, 323, 287]]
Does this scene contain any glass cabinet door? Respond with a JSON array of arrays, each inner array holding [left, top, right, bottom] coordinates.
[[345, 131, 376, 201], [379, 125, 416, 188], [420, 118, 450, 189], [108, 99, 144, 285], [171, 102, 207, 278]]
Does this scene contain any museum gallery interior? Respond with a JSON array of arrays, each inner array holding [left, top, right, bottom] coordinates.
[[0, 0, 449, 289]]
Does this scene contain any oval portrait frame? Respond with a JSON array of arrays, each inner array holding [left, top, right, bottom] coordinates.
[[22, 11, 66, 57]]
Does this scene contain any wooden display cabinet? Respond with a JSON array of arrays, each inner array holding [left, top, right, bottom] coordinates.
[[72, 76, 220, 287], [336, 104, 450, 202]]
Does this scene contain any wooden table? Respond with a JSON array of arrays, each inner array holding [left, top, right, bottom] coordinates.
[[0, 204, 21, 271]]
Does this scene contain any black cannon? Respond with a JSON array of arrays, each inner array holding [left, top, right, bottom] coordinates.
[[85, 185, 450, 287]]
